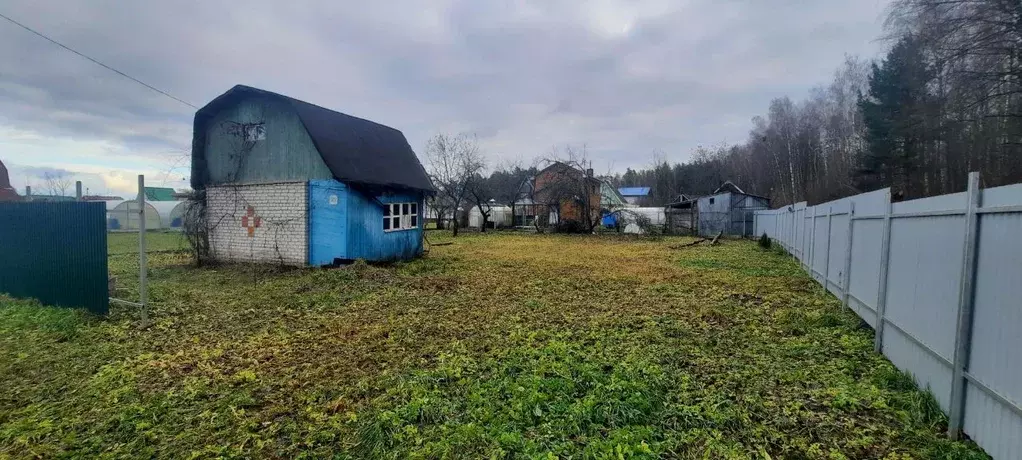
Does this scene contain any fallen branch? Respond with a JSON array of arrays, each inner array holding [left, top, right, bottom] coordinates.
[[669, 238, 707, 249], [431, 242, 454, 246], [710, 231, 723, 246]]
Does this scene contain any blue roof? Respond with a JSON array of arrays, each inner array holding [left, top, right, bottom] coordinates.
[[618, 187, 651, 196]]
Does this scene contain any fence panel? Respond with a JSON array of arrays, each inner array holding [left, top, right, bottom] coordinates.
[[0, 202, 108, 314], [754, 176, 1021, 460], [826, 206, 850, 297], [847, 217, 883, 325], [963, 182, 1022, 458]]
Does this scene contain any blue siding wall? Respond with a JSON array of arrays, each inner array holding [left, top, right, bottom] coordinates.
[[308, 179, 424, 263], [347, 188, 424, 261], [308, 180, 348, 265]]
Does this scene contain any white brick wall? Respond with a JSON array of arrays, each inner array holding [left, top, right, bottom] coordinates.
[[207, 182, 307, 265]]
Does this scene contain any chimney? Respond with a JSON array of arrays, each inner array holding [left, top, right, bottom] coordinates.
[[25, 185, 31, 196], [586, 168, 594, 177], [76, 181, 83, 200]]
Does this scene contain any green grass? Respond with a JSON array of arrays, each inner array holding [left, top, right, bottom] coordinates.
[[0, 232, 990, 458], [107, 231, 189, 255]]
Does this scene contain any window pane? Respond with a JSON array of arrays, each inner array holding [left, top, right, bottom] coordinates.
[[411, 202, 418, 214], [383, 217, 391, 230], [392, 216, 400, 229], [402, 203, 410, 215], [392, 203, 400, 215], [383, 204, 390, 216], [411, 215, 418, 227]]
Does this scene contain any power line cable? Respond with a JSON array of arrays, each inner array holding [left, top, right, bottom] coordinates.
[[0, 11, 197, 109]]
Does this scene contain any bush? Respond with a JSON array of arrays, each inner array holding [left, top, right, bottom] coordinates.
[[758, 233, 771, 249]]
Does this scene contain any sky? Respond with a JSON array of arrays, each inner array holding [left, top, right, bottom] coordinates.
[[0, 0, 892, 198]]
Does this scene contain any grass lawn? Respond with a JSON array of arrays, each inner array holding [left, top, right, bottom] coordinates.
[[0, 232, 989, 459]]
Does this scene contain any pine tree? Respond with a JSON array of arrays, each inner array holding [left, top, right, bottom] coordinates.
[[858, 36, 932, 195]]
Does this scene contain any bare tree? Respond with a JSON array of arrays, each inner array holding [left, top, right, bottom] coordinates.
[[488, 160, 534, 228], [43, 171, 74, 197], [465, 173, 495, 231], [424, 133, 485, 237], [533, 145, 601, 233]]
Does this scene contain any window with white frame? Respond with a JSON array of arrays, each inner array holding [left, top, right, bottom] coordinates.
[[383, 202, 418, 231]]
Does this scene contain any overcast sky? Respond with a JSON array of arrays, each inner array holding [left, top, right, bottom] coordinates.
[[0, 0, 891, 197]]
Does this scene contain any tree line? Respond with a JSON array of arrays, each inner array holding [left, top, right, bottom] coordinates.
[[616, 0, 1022, 206]]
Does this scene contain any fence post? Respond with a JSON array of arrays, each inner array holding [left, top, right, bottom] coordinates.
[[790, 208, 795, 251], [75, 181, 82, 201], [137, 175, 149, 327], [809, 206, 817, 274], [842, 202, 855, 310], [948, 171, 982, 440], [874, 189, 894, 353], [823, 207, 833, 288]]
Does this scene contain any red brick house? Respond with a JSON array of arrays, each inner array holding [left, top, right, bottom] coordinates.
[[0, 159, 20, 202], [526, 162, 601, 230]]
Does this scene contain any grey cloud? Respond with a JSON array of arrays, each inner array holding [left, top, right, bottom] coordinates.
[[0, 0, 892, 175], [19, 166, 76, 179]]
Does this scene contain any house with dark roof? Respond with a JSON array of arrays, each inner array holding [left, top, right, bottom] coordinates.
[[191, 85, 434, 265]]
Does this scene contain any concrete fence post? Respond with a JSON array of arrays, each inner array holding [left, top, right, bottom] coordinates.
[[75, 181, 82, 201], [842, 202, 855, 310], [137, 175, 149, 327], [874, 189, 894, 353], [948, 171, 982, 440]]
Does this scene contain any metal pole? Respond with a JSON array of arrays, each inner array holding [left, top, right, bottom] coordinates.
[[948, 172, 982, 440], [823, 207, 833, 289], [137, 175, 149, 327], [842, 202, 855, 310], [874, 189, 894, 353], [75, 181, 82, 200]]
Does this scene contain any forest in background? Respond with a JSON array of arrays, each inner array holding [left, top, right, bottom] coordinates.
[[612, 0, 1022, 206]]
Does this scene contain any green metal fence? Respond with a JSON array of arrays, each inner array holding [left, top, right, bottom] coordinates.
[[0, 202, 108, 314]]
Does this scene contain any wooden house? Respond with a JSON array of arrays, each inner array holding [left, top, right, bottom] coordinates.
[[191, 85, 434, 265]]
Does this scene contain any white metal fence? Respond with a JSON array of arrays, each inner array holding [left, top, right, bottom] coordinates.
[[754, 172, 1021, 460]]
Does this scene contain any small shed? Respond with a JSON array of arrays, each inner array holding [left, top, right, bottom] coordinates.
[[665, 182, 770, 237]]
